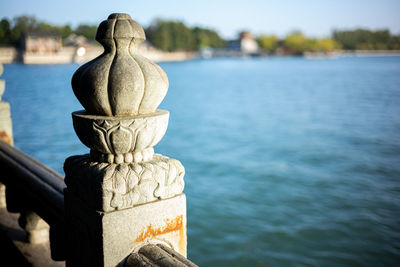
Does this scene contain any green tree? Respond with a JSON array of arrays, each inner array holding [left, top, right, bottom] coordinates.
[[1, 15, 73, 46], [10, 15, 40, 45], [390, 35, 400, 50], [192, 27, 225, 50], [314, 38, 340, 52], [284, 32, 312, 54], [75, 24, 98, 40], [146, 19, 225, 51], [0, 15, 94, 47], [170, 21, 193, 50], [258, 34, 278, 53], [333, 28, 392, 50], [206, 29, 225, 48], [0, 19, 12, 46], [57, 25, 73, 38], [147, 19, 193, 51], [283, 32, 340, 54], [146, 20, 171, 51]]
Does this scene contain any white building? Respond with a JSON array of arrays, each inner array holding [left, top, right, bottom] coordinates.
[[227, 32, 259, 54]]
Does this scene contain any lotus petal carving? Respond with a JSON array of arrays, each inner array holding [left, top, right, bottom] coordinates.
[[72, 110, 169, 163]]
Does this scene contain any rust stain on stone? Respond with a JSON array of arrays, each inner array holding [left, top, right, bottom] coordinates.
[[0, 131, 11, 145], [135, 215, 183, 243], [178, 221, 186, 255]]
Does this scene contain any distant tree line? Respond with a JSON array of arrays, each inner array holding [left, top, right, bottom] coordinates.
[[0, 15, 99, 47], [332, 29, 400, 50], [258, 29, 400, 55], [0, 15, 225, 51], [1, 15, 399, 54], [258, 32, 341, 55], [146, 19, 225, 51]]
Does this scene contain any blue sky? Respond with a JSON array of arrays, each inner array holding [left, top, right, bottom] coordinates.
[[1, 0, 399, 38]]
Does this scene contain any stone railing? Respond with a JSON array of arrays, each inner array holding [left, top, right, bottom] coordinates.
[[0, 140, 66, 260], [0, 13, 197, 267]]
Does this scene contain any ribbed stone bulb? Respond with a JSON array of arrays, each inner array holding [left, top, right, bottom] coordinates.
[[71, 13, 169, 116]]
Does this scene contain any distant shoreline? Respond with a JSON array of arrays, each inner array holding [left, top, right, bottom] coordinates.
[[336, 50, 400, 57], [303, 50, 400, 59], [0, 46, 197, 65], [1, 47, 400, 65]]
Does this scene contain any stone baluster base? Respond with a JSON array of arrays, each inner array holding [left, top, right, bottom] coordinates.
[[64, 154, 187, 266]]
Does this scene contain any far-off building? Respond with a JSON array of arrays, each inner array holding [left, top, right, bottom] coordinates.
[[20, 32, 62, 53], [227, 32, 259, 54], [19, 32, 72, 64]]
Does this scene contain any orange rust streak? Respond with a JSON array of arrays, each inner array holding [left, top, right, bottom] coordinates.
[[0, 131, 11, 145], [178, 223, 186, 255], [135, 215, 183, 243]]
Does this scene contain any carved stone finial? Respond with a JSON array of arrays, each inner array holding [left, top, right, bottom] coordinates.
[[72, 13, 168, 116], [71, 13, 171, 164]]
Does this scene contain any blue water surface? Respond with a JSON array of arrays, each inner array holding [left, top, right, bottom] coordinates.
[[2, 56, 400, 266]]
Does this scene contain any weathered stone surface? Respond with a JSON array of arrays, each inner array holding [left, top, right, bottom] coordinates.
[[72, 109, 169, 163], [125, 243, 197, 267], [0, 80, 5, 100], [0, 183, 5, 208], [0, 63, 13, 146], [18, 210, 49, 244], [72, 13, 168, 116], [0, 205, 64, 267], [0, 63, 13, 208], [0, 102, 13, 145], [66, 13, 189, 266], [65, 192, 186, 267], [0, 63, 4, 103], [64, 153, 185, 212]]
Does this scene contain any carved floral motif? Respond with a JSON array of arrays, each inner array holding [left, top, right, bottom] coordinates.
[[64, 154, 185, 212]]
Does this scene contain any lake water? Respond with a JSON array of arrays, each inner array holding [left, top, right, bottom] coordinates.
[[2, 56, 400, 266]]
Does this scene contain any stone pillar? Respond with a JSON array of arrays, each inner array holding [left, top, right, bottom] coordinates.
[[64, 13, 187, 267], [0, 63, 13, 208]]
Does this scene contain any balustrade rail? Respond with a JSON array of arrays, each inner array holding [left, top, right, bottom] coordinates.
[[0, 140, 66, 260]]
